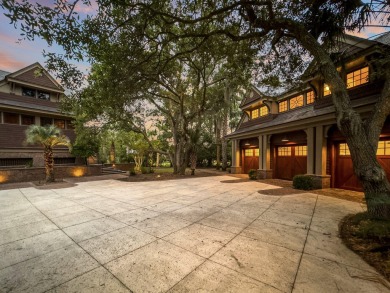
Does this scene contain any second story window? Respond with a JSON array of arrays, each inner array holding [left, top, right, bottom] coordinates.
[[347, 66, 369, 89], [54, 119, 65, 129], [324, 84, 331, 96], [306, 91, 315, 104], [290, 95, 304, 109], [21, 115, 35, 125], [38, 91, 50, 100], [41, 117, 53, 126], [260, 106, 268, 116], [251, 109, 259, 119], [279, 100, 288, 113], [3, 112, 19, 124], [22, 87, 36, 97]]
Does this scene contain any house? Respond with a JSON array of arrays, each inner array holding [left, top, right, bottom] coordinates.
[[227, 34, 390, 191], [0, 62, 78, 168]]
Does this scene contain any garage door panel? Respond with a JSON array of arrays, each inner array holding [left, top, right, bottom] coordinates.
[[275, 146, 307, 180]]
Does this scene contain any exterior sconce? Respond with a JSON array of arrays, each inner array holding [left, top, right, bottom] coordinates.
[[281, 136, 289, 142]]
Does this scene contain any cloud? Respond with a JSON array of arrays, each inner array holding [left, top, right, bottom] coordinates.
[[0, 52, 28, 72]]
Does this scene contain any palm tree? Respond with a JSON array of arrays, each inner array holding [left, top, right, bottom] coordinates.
[[25, 125, 71, 183]]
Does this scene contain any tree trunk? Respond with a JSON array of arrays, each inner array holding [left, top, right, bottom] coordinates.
[[221, 85, 230, 171], [44, 147, 54, 183], [109, 140, 116, 165], [156, 152, 160, 167], [190, 151, 197, 175]]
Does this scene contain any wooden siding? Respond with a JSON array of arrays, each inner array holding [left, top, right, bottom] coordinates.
[[0, 124, 76, 148], [10, 68, 60, 90]]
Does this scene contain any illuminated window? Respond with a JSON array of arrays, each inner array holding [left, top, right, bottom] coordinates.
[[259, 106, 268, 116], [54, 119, 65, 129], [324, 84, 331, 96], [339, 143, 350, 156], [377, 141, 390, 155], [278, 147, 291, 156], [245, 149, 253, 156], [254, 149, 259, 156], [347, 67, 369, 89], [295, 146, 307, 156], [290, 95, 304, 109], [279, 100, 288, 112], [251, 109, 259, 119], [306, 91, 315, 104]]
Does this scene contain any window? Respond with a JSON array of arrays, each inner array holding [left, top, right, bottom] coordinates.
[[40, 117, 53, 126], [66, 120, 75, 129], [259, 106, 268, 116], [290, 95, 304, 109], [54, 119, 65, 129], [278, 147, 291, 156], [21, 115, 35, 125], [279, 100, 288, 112], [339, 143, 350, 156], [347, 66, 369, 89], [37, 91, 50, 100], [377, 141, 390, 155], [296, 146, 307, 156], [324, 84, 331, 96], [3, 112, 19, 124], [251, 109, 259, 119], [22, 87, 36, 97], [254, 149, 259, 156], [245, 149, 253, 156], [306, 91, 315, 104]]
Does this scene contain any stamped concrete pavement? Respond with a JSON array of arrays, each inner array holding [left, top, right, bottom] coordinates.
[[0, 175, 389, 292]]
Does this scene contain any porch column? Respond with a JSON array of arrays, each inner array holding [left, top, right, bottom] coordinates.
[[258, 135, 263, 169], [231, 139, 242, 174], [306, 127, 315, 174], [257, 134, 272, 178], [314, 125, 331, 188]]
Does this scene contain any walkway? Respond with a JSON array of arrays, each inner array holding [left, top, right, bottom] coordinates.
[[0, 175, 388, 292]]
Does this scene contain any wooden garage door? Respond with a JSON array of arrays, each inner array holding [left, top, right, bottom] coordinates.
[[243, 149, 259, 174], [335, 141, 390, 191], [275, 146, 307, 180]]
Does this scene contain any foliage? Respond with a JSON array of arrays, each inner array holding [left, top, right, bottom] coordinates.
[[248, 169, 257, 180], [25, 125, 71, 182], [4, 0, 390, 218], [349, 212, 390, 240], [71, 126, 101, 160], [293, 175, 314, 190]]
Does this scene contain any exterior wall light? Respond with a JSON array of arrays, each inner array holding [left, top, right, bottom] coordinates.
[[281, 136, 289, 142]]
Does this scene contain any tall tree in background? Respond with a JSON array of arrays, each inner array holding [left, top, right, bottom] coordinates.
[[3, 1, 390, 218]]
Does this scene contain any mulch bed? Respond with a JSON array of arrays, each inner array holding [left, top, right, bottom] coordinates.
[[340, 213, 390, 284]]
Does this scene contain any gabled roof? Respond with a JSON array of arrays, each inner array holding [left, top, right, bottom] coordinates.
[[374, 31, 390, 45], [0, 70, 10, 81], [239, 85, 266, 108], [1, 63, 64, 92]]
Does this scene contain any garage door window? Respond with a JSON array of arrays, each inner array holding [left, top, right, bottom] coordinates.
[[339, 143, 350, 156], [278, 147, 291, 156], [377, 141, 390, 155], [245, 149, 253, 156], [295, 146, 307, 156]]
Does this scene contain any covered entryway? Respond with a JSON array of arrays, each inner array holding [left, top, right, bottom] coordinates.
[[243, 148, 259, 174], [334, 141, 390, 191], [275, 145, 307, 180]]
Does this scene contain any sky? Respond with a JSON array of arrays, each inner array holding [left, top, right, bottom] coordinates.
[[0, 2, 389, 74]]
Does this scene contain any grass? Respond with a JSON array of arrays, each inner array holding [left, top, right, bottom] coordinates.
[[340, 212, 390, 281]]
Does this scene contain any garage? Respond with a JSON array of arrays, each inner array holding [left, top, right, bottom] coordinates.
[[243, 148, 259, 174], [334, 141, 390, 191], [275, 145, 307, 180]]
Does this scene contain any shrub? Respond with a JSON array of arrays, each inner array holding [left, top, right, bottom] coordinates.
[[293, 175, 314, 190], [227, 167, 231, 174], [129, 170, 136, 176], [248, 169, 257, 180], [141, 167, 153, 174]]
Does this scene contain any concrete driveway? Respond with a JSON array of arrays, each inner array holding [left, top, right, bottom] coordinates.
[[0, 175, 388, 292]]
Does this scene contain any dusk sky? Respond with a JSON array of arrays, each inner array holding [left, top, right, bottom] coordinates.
[[0, 3, 389, 74]]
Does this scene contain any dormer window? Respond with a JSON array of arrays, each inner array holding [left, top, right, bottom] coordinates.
[[306, 91, 315, 104], [250, 105, 269, 119], [347, 66, 369, 89], [22, 87, 35, 97], [324, 84, 331, 96], [279, 100, 288, 112], [290, 95, 304, 110]]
